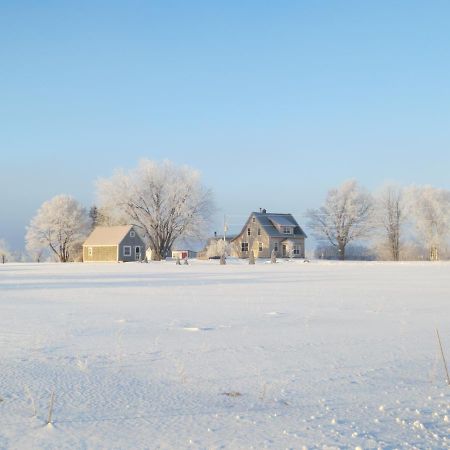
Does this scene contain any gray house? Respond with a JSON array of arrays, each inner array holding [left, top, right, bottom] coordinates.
[[83, 225, 145, 262], [230, 209, 307, 258]]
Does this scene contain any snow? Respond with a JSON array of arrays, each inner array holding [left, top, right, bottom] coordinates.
[[0, 260, 449, 449]]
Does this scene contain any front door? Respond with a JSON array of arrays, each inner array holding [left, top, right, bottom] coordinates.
[[135, 246, 141, 261], [282, 244, 287, 257]]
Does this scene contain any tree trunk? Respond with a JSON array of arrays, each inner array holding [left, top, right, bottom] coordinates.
[[393, 242, 400, 261], [338, 242, 345, 260]]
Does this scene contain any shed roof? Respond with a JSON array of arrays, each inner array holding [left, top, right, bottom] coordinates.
[[83, 225, 134, 246]]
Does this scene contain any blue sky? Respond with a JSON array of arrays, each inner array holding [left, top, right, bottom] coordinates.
[[1, 1, 450, 250]]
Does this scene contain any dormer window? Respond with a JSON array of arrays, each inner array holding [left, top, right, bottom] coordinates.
[[282, 226, 293, 234]]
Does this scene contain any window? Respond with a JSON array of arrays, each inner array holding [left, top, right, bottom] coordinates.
[[274, 243, 278, 252], [259, 242, 263, 252], [130, 231, 135, 238], [252, 217, 256, 223], [241, 242, 249, 252], [247, 228, 251, 236], [257, 228, 261, 236], [282, 226, 293, 234], [88, 247, 93, 256], [123, 246, 131, 256], [293, 244, 301, 255]]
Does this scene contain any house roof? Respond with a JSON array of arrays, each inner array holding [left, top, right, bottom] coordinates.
[[83, 225, 135, 246], [267, 215, 297, 227], [233, 212, 307, 240]]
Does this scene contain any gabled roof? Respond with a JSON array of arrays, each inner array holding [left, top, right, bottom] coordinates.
[[233, 212, 307, 240], [83, 225, 135, 246]]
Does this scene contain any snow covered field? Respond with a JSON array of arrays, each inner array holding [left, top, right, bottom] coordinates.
[[0, 260, 449, 450]]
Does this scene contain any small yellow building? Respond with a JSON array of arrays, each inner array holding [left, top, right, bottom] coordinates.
[[83, 225, 145, 262]]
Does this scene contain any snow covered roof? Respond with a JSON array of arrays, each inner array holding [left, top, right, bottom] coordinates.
[[83, 225, 134, 246], [268, 215, 297, 227], [253, 212, 307, 238], [231, 212, 307, 241]]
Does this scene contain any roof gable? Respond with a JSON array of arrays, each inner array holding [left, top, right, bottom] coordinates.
[[83, 225, 135, 246]]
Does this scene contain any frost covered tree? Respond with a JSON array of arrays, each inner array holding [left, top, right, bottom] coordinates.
[[0, 239, 12, 263], [97, 160, 214, 261], [271, 248, 277, 263], [26, 195, 90, 262], [374, 185, 405, 261], [27, 245, 45, 263], [284, 240, 294, 259], [406, 186, 450, 260], [307, 180, 373, 260], [206, 238, 230, 259]]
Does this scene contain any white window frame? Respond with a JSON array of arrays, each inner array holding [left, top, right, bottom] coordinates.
[[130, 230, 135, 238], [259, 242, 263, 252], [123, 245, 132, 257], [293, 244, 301, 255], [282, 226, 293, 234], [241, 242, 249, 252]]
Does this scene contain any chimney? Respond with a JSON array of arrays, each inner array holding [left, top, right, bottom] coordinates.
[[259, 208, 262, 213], [262, 208, 267, 214], [214, 231, 217, 238]]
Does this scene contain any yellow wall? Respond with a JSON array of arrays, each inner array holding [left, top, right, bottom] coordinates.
[[83, 246, 118, 262]]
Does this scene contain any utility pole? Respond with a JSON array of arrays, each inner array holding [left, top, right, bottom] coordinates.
[[223, 215, 228, 242]]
